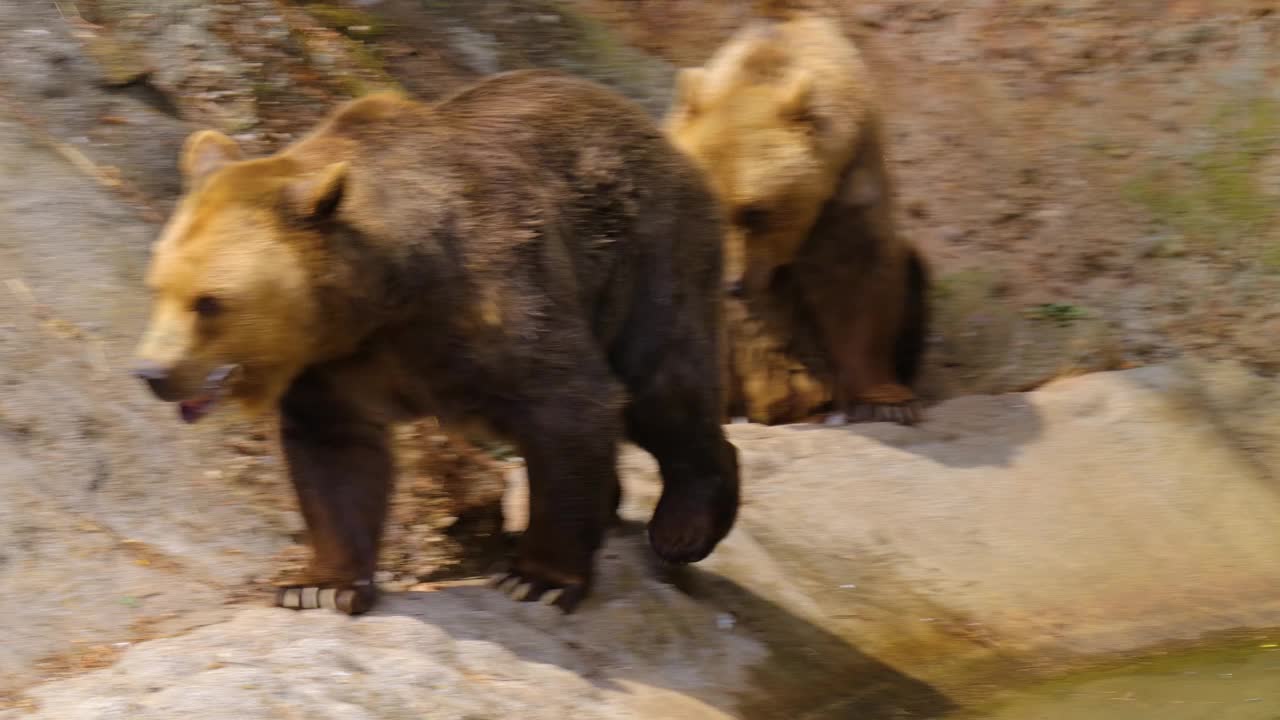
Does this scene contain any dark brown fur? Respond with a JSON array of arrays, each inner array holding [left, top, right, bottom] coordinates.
[[139, 70, 740, 614], [789, 116, 931, 423]]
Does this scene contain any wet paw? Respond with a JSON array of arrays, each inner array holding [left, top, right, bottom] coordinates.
[[487, 568, 589, 613], [274, 580, 376, 615]]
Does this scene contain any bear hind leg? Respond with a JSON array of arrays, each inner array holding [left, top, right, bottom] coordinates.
[[814, 278, 922, 426], [491, 382, 624, 613]]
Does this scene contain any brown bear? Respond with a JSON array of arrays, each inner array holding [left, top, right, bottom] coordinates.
[[664, 0, 930, 425], [131, 69, 740, 615]]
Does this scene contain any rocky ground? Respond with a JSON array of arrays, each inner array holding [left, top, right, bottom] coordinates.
[[4, 360, 1280, 719], [0, 0, 1278, 717]]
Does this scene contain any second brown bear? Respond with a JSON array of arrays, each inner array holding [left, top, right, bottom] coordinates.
[[665, 0, 930, 425]]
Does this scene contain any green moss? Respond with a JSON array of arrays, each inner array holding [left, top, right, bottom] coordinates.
[[303, 4, 385, 39], [547, 1, 673, 101], [333, 69, 402, 99], [931, 269, 999, 304], [346, 41, 388, 74], [1025, 303, 1088, 325], [1214, 95, 1280, 155], [1123, 97, 1279, 264], [1122, 167, 1206, 236], [305, 17, 403, 100], [1262, 243, 1280, 272], [958, 633, 1280, 720], [555, 5, 628, 63]]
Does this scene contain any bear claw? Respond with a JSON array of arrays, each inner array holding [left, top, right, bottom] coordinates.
[[834, 399, 923, 426], [274, 581, 375, 615], [488, 570, 587, 613]]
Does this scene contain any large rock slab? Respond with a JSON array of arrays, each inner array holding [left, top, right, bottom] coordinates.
[[0, 107, 288, 696], [11, 364, 1280, 718], [701, 362, 1280, 686]]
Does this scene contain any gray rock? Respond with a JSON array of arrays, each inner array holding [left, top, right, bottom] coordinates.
[[10, 365, 1280, 718]]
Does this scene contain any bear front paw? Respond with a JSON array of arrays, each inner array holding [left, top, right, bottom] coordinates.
[[274, 580, 377, 615], [647, 481, 737, 565]]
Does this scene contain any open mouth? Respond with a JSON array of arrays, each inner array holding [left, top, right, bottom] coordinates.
[[178, 364, 240, 424]]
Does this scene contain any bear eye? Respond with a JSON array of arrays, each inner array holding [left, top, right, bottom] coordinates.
[[192, 295, 223, 318], [734, 205, 771, 234]]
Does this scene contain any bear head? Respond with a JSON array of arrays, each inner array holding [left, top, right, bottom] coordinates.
[[665, 63, 840, 297], [132, 130, 350, 423]]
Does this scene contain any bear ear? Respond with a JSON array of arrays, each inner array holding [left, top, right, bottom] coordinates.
[[674, 67, 706, 116], [778, 71, 815, 126], [180, 130, 242, 184], [285, 161, 349, 221]]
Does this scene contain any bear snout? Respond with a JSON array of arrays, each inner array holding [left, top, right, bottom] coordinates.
[[132, 361, 181, 401]]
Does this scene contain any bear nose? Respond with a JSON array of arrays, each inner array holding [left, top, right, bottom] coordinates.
[[132, 361, 172, 399], [725, 279, 746, 299]]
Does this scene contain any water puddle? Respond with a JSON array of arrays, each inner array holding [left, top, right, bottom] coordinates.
[[956, 636, 1280, 720]]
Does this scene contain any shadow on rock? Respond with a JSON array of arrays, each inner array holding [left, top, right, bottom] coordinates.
[[732, 390, 1045, 472], [1144, 359, 1280, 490], [378, 521, 957, 720]]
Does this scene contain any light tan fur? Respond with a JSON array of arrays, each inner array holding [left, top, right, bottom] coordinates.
[[665, 9, 875, 294], [135, 93, 418, 417], [664, 3, 930, 425]]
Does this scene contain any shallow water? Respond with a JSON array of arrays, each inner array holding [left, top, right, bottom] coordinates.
[[958, 637, 1280, 720]]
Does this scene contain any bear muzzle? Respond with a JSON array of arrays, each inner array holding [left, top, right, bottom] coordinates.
[[132, 360, 179, 401], [132, 362, 242, 423]]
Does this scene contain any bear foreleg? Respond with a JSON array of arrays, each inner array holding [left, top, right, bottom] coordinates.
[[275, 372, 393, 615]]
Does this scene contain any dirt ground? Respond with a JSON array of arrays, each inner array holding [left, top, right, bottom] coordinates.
[[579, 0, 1280, 382], [1, 0, 1277, 706]]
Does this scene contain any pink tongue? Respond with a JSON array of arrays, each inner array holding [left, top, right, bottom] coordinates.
[[179, 396, 214, 424]]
